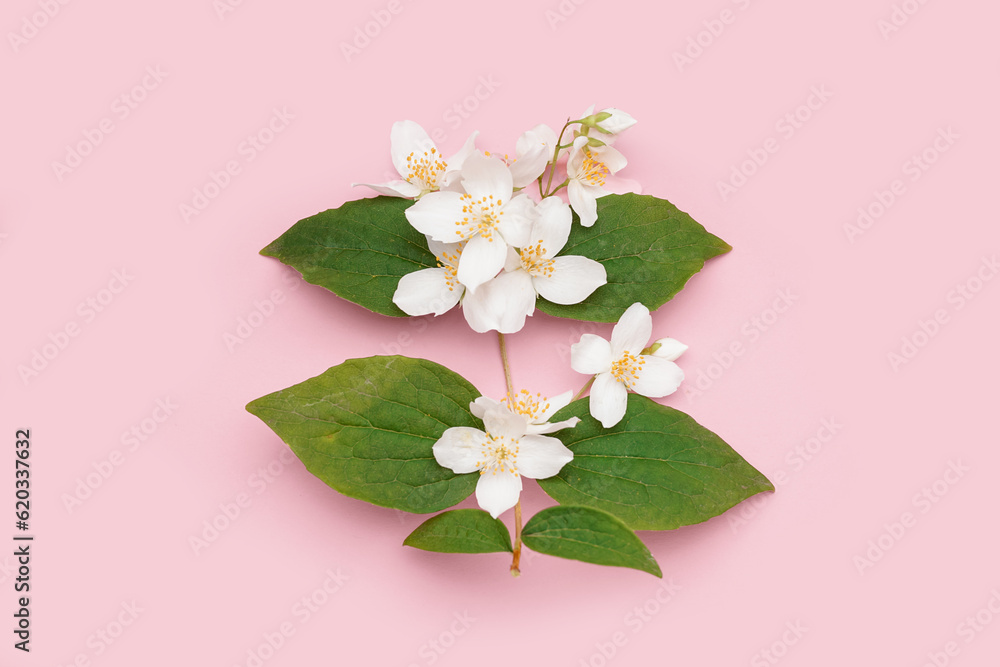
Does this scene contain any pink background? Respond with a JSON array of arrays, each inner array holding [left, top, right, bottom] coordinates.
[[4, 1, 999, 665]]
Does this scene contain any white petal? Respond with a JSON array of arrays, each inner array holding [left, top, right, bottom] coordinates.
[[510, 129, 552, 188], [531, 197, 572, 256], [630, 356, 684, 398], [517, 435, 574, 480], [457, 233, 506, 294], [536, 390, 573, 422], [570, 334, 612, 375], [392, 268, 462, 316], [526, 417, 580, 435], [596, 144, 628, 174], [483, 406, 528, 440], [432, 427, 486, 474], [476, 470, 522, 519], [470, 396, 502, 419], [533, 256, 607, 305], [461, 270, 536, 334], [461, 153, 513, 202], [443, 130, 479, 184], [390, 121, 436, 178], [351, 180, 422, 198], [589, 372, 628, 428], [651, 337, 688, 361], [426, 238, 462, 268], [611, 302, 652, 356], [568, 180, 598, 228], [406, 191, 467, 242], [497, 194, 535, 248]]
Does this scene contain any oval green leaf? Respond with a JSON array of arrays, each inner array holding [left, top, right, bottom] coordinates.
[[246, 356, 480, 513], [261, 196, 435, 317], [404, 509, 513, 554], [536, 193, 731, 323], [522, 506, 661, 577], [538, 395, 773, 530]]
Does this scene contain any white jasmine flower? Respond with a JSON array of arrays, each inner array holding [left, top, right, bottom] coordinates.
[[570, 303, 685, 428], [391, 239, 465, 316], [566, 136, 627, 227], [353, 120, 477, 198], [432, 407, 574, 519], [471, 389, 580, 435], [405, 153, 533, 294]]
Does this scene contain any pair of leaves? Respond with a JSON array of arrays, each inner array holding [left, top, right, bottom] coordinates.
[[404, 506, 661, 577], [261, 193, 730, 323], [248, 356, 772, 575]]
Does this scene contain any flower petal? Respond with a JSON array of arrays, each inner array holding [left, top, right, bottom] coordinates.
[[568, 179, 598, 228], [460, 152, 513, 202], [475, 470, 522, 519], [483, 406, 528, 440], [406, 191, 467, 242], [630, 356, 684, 398], [470, 396, 502, 419], [536, 390, 573, 422], [510, 129, 552, 188], [596, 144, 628, 174], [533, 255, 607, 305], [610, 302, 652, 356], [351, 180, 423, 198], [589, 372, 628, 428], [530, 197, 572, 256], [443, 130, 479, 185], [432, 427, 486, 474], [461, 269, 536, 334], [571, 334, 613, 375], [526, 417, 580, 435], [517, 435, 574, 480], [497, 194, 535, 248], [390, 120, 436, 178], [392, 268, 462, 316], [457, 233, 507, 294]]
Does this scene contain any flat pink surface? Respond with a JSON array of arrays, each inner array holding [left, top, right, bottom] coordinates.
[[4, 1, 999, 665]]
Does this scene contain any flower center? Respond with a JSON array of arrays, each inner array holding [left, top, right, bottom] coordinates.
[[579, 149, 610, 187], [477, 433, 520, 476], [455, 194, 504, 240], [405, 148, 447, 191], [508, 389, 550, 422], [610, 351, 644, 387], [518, 241, 554, 278]]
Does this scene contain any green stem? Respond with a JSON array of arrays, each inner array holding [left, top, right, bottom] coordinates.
[[497, 331, 515, 404], [497, 331, 522, 577], [572, 376, 595, 402], [543, 120, 574, 197]]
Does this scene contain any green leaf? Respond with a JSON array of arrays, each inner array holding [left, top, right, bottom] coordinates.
[[538, 395, 773, 530], [261, 197, 435, 317], [404, 509, 512, 554], [246, 356, 480, 513], [536, 193, 731, 323], [521, 506, 661, 577]]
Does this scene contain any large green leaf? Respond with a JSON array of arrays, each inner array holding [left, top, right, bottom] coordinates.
[[536, 193, 731, 322], [538, 395, 773, 530], [261, 197, 435, 317], [246, 356, 479, 513], [404, 509, 512, 553], [521, 506, 661, 577]]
